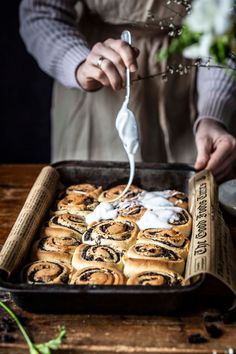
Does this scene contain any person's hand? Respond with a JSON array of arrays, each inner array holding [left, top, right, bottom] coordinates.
[[76, 38, 139, 91], [194, 118, 236, 181]]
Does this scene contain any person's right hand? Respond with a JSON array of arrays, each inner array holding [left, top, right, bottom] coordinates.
[[76, 38, 139, 91]]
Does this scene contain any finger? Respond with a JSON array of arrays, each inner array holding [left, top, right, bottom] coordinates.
[[105, 39, 138, 72], [206, 140, 235, 172], [91, 42, 125, 84], [194, 136, 212, 170], [82, 64, 110, 88]]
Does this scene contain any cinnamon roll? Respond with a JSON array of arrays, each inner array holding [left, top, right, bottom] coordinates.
[[117, 204, 147, 223], [39, 226, 77, 238], [169, 209, 192, 237], [48, 213, 87, 239], [70, 266, 125, 285], [127, 270, 185, 286], [31, 236, 80, 263], [98, 185, 143, 203], [82, 219, 138, 251], [123, 244, 185, 277], [167, 190, 188, 210], [137, 229, 190, 259], [72, 244, 123, 271], [57, 194, 99, 216], [66, 183, 103, 198], [22, 260, 71, 284]]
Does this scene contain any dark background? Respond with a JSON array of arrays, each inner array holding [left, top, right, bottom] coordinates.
[[1, 1, 52, 163]]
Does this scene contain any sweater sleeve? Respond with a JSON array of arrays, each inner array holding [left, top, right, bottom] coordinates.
[[194, 59, 236, 133], [19, 0, 90, 88]]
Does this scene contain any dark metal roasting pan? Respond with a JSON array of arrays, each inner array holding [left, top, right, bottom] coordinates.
[[0, 161, 233, 314]]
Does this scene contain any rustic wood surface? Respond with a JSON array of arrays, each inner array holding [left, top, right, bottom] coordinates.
[[0, 164, 236, 354]]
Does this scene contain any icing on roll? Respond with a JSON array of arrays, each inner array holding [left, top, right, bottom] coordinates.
[[22, 260, 71, 284], [57, 194, 99, 215], [31, 236, 81, 263], [136, 207, 192, 236], [167, 191, 188, 209], [48, 213, 87, 239], [123, 243, 185, 277], [136, 190, 188, 210], [70, 266, 125, 285], [85, 202, 118, 225], [87, 189, 190, 226], [137, 229, 190, 259], [127, 270, 185, 286], [98, 185, 143, 203], [82, 219, 138, 251], [72, 244, 123, 270], [66, 183, 102, 198]]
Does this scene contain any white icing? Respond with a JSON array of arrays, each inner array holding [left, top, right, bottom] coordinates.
[[113, 97, 139, 202], [137, 206, 183, 231], [117, 199, 140, 211], [114, 32, 139, 203], [85, 202, 118, 224], [115, 101, 139, 155], [137, 192, 174, 209], [85, 184, 186, 227]]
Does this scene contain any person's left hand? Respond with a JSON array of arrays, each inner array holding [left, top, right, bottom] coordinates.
[[194, 118, 236, 181]]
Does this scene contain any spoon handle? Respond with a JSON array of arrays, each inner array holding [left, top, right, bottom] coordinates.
[[121, 30, 131, 102]]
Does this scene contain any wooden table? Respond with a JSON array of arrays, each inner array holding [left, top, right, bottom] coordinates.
[[0, 164, 236, 354]]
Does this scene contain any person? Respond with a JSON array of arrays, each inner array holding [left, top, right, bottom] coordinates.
[[19, 0, 236, 181]]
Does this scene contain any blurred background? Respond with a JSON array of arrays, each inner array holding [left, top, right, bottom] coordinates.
[[1, 1, 52, 163]]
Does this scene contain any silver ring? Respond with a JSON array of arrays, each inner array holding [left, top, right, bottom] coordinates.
[[96, 56, 105, 69]]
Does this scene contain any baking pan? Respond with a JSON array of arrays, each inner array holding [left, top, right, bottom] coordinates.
[[0, 161, 234, 314]]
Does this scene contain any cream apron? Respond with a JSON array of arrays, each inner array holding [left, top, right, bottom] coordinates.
[[51, 0, 197, 163]]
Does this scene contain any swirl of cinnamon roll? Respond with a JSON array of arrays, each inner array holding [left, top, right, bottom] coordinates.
[[117, 204, 146, 223], [123, 244, 185, 277], [98, 185, 143, 203], [167, 190, 188, 210], [22, 260, 71, 284], [70, 266, 125, 285], [127, 270, 185, 286], [169, 209, 192, 237], [137, 229, 190, 259], [57, 194, 99, 216], [66, 183, 103, 198], [48, 213, 87, 239], [72, 244, 122, 271], [82, 219, 138, 251], [31, 236, 81, 263]]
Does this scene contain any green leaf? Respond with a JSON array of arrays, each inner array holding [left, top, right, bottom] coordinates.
[[29, 348, 40, 354], [210, 35, 231, 64], [0, 300, 66, 354], [35, 326, 66, 354]]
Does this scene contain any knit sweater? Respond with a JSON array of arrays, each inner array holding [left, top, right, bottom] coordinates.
[[19, 0, 236, 132]]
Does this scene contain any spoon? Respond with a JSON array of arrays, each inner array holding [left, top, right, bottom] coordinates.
[[113, 30, 139, 202]]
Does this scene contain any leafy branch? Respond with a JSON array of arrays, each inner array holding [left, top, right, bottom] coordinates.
[[158, 26, 201, 61], [0, 300, 66, 354]]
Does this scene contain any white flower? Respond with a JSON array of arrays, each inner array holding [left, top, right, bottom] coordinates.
[[185, 0, 233, 35], [182, 0, 233, 59], [183, 33, 213, 58]]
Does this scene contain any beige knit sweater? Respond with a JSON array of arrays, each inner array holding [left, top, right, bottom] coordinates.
[[19, 0, 236, 132]]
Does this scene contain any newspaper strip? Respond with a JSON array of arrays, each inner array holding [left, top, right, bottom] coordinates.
[[186, 170, 236, 296], [0, 166, 59, 277]]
